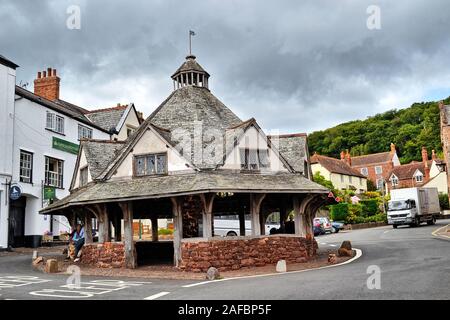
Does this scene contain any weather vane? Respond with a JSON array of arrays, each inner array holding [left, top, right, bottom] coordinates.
[[189, 30, 195, 55]]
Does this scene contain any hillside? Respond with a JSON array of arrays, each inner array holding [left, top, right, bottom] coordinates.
[[308, 97, 450, 164]]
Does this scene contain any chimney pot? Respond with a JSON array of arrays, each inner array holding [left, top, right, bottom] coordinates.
[[34, 67, 60, 101], [432, 149, 437, 161], [390, 143, 396, 153]]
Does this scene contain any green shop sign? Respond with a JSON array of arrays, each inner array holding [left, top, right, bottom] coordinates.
[[43, 186, 56, 200], [52, 137, 79, 155]]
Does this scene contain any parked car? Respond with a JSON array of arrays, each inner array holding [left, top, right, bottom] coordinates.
[[313, 219, 326, 236], [314, 217, 333, 233], [331, 221, 344, 233]]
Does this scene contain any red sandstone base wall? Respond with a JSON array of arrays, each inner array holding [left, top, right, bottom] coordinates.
[[180, 235, 318, 272], [81, 242, 125, 268]]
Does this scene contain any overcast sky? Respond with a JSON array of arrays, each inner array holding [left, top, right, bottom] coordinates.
[[1, 0, 450, 133]]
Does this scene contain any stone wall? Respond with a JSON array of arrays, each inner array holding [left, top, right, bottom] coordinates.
[[179, 235, 318, 272], [81, 242, 125, 268]]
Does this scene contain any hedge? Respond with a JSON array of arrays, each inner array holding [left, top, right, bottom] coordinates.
[[330, 203, 349, 221], [359, 199, 379, 217]]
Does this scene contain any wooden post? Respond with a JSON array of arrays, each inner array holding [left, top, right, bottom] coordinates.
[[279, 199, 287, 233], [171, 197, 183, 267], [200, 193, 215, 238], [151, 216, 158, 242], [119, 202, 136, 269], [87, 204, 110, 243], [250, 193, 266, 236], [238, 206, 246, 236], [84, 212, 93, 244], [293, 196, 305, 237]]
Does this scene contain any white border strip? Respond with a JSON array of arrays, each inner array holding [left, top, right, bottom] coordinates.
[[144, 291, 170, 300], [432, 224, 450, 239], [183, 248, 363, 288]]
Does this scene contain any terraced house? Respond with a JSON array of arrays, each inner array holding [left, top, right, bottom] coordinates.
[[41, 54, 333, 271], [0, 55, 142, 250]]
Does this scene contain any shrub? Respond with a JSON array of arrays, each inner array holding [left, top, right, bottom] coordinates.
[[438, 193, 449, 210], [360, 199, 379, 217], [158, 228, 173, 235], [346, 204, 362, 224], [330, 203, 349, 221]]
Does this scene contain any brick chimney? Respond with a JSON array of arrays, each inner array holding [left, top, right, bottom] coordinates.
[[345, 150, 351, 166], [34, 68, 60, 101], [340, 151, 345, 161], [422, 147, 430, 180], [390, 143, 396, 154]]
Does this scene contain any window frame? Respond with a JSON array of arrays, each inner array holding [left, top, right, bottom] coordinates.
[[415, 173, 424, 183], [79, 166, 89, 187], [391, 174, 399, 186], [46, 111, 65, 135], [44, 156, 64, 188], [239, 148, 270, 171], [78, 124, 93, 140], [133, 152, 168, 177], [19, 150, 33, 184], [375, 166, 383, 175], [360, 167, 368, 176]]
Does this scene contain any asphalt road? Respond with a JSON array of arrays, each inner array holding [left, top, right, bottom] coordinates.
[[0, 219, 448, 300]]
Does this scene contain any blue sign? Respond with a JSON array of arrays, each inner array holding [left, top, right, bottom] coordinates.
[[9, 184, 22, 201]]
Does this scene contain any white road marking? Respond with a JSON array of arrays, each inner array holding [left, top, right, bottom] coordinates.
[[383, 230, 390, 234], [319, 242, 327, 245], [432, 224, 450, 239], [183, 248, 363, 288], [144, 291, 170, 300], [329, 244, 337, 247]]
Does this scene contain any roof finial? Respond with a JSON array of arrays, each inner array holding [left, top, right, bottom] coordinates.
[[189, 30, 196, 56]]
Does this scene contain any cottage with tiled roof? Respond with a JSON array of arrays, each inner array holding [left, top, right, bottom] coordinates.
[[40, 53, 332, 271], [310, 154, 368, 193], [343, 143, 401, 189], [387, 147, 446, 191]]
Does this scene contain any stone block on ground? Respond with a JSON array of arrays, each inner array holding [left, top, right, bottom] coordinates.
[[340, 240, 352, 250], [32, 256, 44, 265], [45, 259, 59, 273], [276, 260, 287, 273], [206, 267, 220, 280], [337, 248, 353, 257], [328, 253, 337, 263]]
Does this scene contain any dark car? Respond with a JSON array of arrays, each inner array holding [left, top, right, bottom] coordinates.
[[313, 219, 326, 236]]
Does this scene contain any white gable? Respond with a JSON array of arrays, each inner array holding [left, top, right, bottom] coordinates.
[[73, 148, 92, 189], [115, 105, 141, 141], [221, 125, 289, 172], [392, 153, 401, 166], [413, 169, 424, 177], [112, 127, 194, 179]]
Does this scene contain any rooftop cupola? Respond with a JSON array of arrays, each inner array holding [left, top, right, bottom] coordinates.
[[171, 55, 210, 90]]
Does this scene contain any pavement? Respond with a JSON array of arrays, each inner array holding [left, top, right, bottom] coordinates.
[[0, 219, 448, 300]]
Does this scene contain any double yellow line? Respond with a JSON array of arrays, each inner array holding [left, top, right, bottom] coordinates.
[[432, 224, 450, 239]]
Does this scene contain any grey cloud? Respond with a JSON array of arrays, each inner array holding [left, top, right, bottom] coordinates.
[[2, 0, 450, 133]]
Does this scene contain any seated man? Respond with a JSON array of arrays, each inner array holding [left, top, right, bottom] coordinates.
[[70, 224, 85, 262]]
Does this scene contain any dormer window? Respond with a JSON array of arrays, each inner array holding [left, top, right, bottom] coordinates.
[[415, 173, 423, 183], [134, 153, 167, 176], [239, 148, 270, 171], [391, 174, 399, 186]]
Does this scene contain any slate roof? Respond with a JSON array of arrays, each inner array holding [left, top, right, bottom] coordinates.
[[171, 55, 209, 78], [311, 154, 366, 178], [41, 171, 329, 214], [350, 152, 393, 166], [85, 105, 128, 132], [148, 85, 242, 168], [388, 161, 431, 180], [269, 133, 308, 174], [82, 140, 126, 179], [15, 86, 109, 133]]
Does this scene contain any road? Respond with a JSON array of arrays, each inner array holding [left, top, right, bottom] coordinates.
[[0, 219, 448, 300]]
